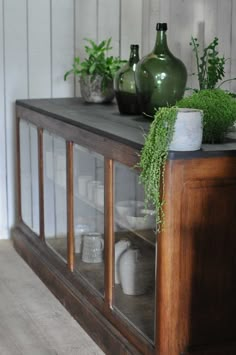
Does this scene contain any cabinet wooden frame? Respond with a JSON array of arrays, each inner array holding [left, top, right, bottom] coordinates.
[[14, 105, 156, 355], [14, 100, 236, 355]]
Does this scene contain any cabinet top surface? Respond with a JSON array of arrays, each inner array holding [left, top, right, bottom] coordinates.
[[16, 97, 236, 158], [16, 97, 149, 150]]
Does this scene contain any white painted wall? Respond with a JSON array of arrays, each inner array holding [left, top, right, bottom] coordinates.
[[0, 0, 74, 239], [0, 0, 236, 238]]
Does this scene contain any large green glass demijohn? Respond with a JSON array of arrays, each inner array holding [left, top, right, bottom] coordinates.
[[135, 23, 187, 117], [114, 44, 141, 115]]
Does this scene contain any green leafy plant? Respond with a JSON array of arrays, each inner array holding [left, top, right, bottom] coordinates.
[[177, 89, 236, 143], [137, 106, 178, 229], [190, 36, 236, 91], [64, 38, 125, 89]]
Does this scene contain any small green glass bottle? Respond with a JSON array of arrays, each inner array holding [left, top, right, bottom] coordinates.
[[114, 44, 141, 115], [135, 23, 187, 117]]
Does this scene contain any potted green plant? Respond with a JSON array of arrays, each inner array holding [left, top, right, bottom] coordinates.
[[176, 37, 236, 144], [177, 88, 236, 143], [64, 38, 125, 103], [138, 106, 203, 228], [138, 37, 236, 229], [189, 36, 236, 92]]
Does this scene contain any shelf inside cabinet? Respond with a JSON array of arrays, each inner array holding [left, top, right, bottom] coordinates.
[[77, 193, 156, 247], [116, 223, 156, 247], [77, 192, 104, 214]]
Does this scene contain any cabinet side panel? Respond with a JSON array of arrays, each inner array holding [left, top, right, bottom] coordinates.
[[181, 179, 236, 346], [157, 157, 236, 355]]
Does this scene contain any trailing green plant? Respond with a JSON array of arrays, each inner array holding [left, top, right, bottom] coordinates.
[[177, 89, 236, 143], [137, 106, 178, 229], [64, 38, 125, 90], [190, 36, 236, 91]]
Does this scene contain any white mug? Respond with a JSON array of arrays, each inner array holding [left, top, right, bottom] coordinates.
[[94, 184, 104, 208], [78, 175, 93, 198], [82, 232, 104, 263], [74, 223, 90, 254], [87, 180, 101, 202]]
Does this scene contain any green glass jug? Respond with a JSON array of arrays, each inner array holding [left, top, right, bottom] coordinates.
[[114, 44, 141, 115], [135, 23, 187, 117]]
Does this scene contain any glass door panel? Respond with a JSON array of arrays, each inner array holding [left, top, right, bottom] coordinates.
[[43, 132, 67, 262], [113, 161, 156, 341], [73, 144, 105, 296], [20, 120, 39, 235]]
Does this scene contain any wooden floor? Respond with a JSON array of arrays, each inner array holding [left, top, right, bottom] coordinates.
[[0, 240, 104, 355]]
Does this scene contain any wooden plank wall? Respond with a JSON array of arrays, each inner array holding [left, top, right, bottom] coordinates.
[[156, 0, 235, 91], [0, 0, 236, 238], [0, 0, 74, 238]]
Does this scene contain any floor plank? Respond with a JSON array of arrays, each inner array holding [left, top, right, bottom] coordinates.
[[0, 240, 104, 355]]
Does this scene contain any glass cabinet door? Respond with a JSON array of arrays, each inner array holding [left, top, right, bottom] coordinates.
[[73, 144, 105, 296], [43, 132, 67, 261], [20, 120, 39, 235], [113, 161, 156, 342]]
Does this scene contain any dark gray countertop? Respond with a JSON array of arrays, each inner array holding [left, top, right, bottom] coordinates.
[[16, 97, 149, 150], [16, 97, 236, 158]]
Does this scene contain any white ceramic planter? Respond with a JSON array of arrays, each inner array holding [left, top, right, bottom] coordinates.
[[169, 108, 203, 151]]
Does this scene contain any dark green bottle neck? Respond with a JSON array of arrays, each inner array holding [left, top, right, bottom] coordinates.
[[129, 48, 140, 66], [153, 31, 170, 54]]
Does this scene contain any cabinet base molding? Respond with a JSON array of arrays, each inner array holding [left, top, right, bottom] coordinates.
[[12, 225, 144, 355], [184, 343, 236, 355]]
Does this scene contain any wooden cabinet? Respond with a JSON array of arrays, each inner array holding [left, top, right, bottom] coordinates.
[[13, 98, 236, 355]]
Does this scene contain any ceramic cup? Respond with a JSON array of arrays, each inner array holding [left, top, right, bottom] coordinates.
[[94, 184, 104, 208], [78, 175, 93, 198], [74, 223, 90, 254], [82, 232, 104, 263], [87, 180, 101, 202]]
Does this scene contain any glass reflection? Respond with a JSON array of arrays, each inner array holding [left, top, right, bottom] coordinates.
[[73, 144, 105, 296], [20, 120, 39, 235], [43, 133, 67, 262], [113, 161, 156, 341]]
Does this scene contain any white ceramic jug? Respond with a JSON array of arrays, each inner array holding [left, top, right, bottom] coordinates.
[[119, 247, 154, 296], [114, 239, 131, 284]]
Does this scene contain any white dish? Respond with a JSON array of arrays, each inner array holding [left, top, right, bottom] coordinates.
[[116, 200, 145, 219], [126, 212, 155, 230]]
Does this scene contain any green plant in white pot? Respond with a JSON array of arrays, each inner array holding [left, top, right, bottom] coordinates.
[[177, 89, 236, 143], [138, 106, 203, 228], [64, 38, 125, 103]]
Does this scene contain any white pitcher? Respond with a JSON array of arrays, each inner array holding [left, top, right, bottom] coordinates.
[[119, 247, 154, 296], [114, 239, 131, 284]]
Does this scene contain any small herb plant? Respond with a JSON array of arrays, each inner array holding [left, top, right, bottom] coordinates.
[[64, 38, 125, 89], [138, 106, 177, 229], [190, 36, 236, 91], [177, 89, 236, 143]]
